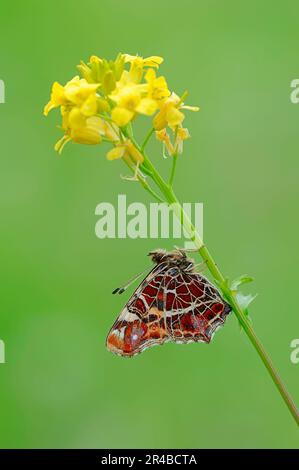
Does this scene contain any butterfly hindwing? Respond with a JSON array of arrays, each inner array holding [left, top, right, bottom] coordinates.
[[106, 250, 231, 357]]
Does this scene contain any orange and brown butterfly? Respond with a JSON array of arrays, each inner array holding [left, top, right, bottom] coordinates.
[[106, 249, 231, 357]]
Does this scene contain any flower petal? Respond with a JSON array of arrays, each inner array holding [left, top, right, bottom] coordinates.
[[143, 56, 164, 67], [111, 107, 134, 127], [166, 106, 185, 127], [106, 146, 126, 160], [136, 98, 158, 116]]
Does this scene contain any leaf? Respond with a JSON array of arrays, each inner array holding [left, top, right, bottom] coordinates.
[[234, 291, 257, 331], [230, 274, 254, 292], [214, 275, 257, 328], [236, 292, 258, 313]]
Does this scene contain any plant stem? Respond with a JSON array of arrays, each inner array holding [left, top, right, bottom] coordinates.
[[122, 157, 164, 203], [169, 153, 178, 187], [141, 128, 155, 151], [129, 136, 299, 426]]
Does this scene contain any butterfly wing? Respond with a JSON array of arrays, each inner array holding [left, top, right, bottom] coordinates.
[[106, 263, 231, 357], [162, 268, 231, 343], [106, 262, 171, 357]]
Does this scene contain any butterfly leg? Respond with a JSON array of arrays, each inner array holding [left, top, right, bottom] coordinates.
[[192, 260, 208, 273], [173, 245, 201, 253]]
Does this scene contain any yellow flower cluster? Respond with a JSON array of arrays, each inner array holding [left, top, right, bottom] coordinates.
[[44, 53, 199, 159]]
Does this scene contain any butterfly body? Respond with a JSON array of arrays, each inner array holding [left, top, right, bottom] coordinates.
[[106, 249, 231, 357]]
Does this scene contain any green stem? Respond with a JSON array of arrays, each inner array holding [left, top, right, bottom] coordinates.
[[169, 153, 178, 188], [129, 136, 299, 426], [122, 158, 165, 204], [141, 128, 155, 151]]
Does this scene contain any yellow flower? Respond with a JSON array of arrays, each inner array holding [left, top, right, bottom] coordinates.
[[110, 83, 157, 127], [124, 54, 163, 68], [63, 77, 99, 106], [70, 116, 103, 145], [70, 124, 101, 145], [44, 75, 107, 152], [78, 54, 125, 93], [57, 107, 104, 152], [44, 53, 199, 160], [175, 127, 190, 154], [44, 76, 99, 116], [156, 126, 190, 156], [123, 54, 163, 83], [106, 140, 144, 163], [156, 128, 175, 156], [44, 82, 67, 116], [98, 120, 119, 143], [54, 113, 104, 154], [106, 145, 126, 161], [145, 68, 170, 102], [153, 92, 199, 131], [109, 63, 170, 127]]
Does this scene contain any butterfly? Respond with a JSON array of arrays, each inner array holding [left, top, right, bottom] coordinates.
[[106, 249, 231, 357]]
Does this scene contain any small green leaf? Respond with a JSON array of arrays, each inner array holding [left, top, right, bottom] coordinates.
[[236, 292, 258, 312], [231, 274, 254, 291]]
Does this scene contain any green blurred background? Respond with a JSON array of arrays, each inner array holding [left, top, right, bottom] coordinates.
[[0, 0, 298, 449]]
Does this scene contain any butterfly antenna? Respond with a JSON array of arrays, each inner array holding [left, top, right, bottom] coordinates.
[[112, 268, 148, 295]]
